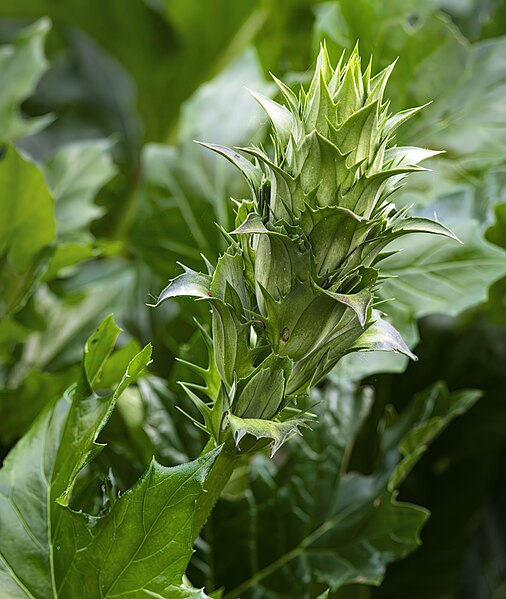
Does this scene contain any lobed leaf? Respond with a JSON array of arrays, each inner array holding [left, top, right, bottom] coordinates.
[[0, 18, 52, 143], [380, 223, 506, 318], [0, 316, 219, 598], [211, 382, 478, 597]]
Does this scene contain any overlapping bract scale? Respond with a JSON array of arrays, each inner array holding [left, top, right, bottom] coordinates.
[[155, 44, 457, 453]]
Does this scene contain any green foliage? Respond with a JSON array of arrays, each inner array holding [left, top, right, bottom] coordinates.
[[154, 45, 460, 458], [0, 147, 54, 309], [0, 2, 505, 597], [0, 316, 220, 598], [44, 139, 117, 237], [0, 18, 51, 142], [380, 223, 506, 320], [206, 383, 480, 597]]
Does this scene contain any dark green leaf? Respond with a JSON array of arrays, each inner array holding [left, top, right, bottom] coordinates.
[[0, 146, 54, 273], [0, 315, 221, 597], [209, 382, 477, 597]]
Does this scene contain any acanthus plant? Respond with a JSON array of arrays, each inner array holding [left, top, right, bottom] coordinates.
[[0, 26, 473, 598], [153, 44, 458, 482]]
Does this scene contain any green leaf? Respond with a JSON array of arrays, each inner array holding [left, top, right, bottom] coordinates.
[[0, 368, 77, 444], [131, 143, 217, 277], [23, 26, 143, 166], [132, 375, 202, 468], [0, 18, 52, 143], [0, 125, 95, 349], [0, 316, 149, 595], [179, 47, 273, 148], [411, 37, 506, 168], [14, 260, 137, 373], [486, 202, 506, 250], [0, 1, 161, 143], [0, 245, 53, 318], [83, 313, 121, 388], [41, 241, 104, 281], [304, 489, 428, 591], [0, 315, 221, 597], [0, 146, 55, 272], [43, 139, 117, 237], [97, 338, 142, 389], [58, 450, 219, 598], [380, 223, 506, 318], [385, 383, 481, 490]]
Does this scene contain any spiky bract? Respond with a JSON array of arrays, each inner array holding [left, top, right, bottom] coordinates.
[[154, 45, 457, 452]]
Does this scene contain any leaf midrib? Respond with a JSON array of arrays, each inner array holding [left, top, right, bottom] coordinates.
[[100, 459, 211, 598], [222, 497, 361, 599]]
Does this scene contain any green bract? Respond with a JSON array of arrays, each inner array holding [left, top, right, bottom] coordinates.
[[154, 45, 458, 453]]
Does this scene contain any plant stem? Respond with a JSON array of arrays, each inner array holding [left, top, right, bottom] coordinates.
[[192, 438, 240, 540]]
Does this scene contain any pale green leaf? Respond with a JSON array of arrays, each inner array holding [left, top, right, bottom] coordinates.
[[231, 211, 269, 235], [153, 266, 212, 305], [385, 146, 443, 168], [180, 48, 272, 148], [43, 139, 117, 236], [411, 37, 506, 168], [0, 18, 52, 143], [168, 585, 212, 598], [380, 223, 506, 318]]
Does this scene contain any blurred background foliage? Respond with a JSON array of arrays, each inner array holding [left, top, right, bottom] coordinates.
[[1, 0, 506, 597]]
